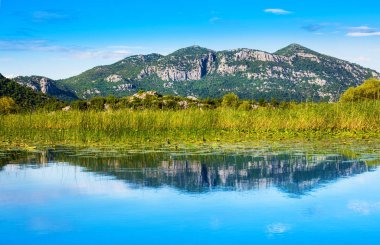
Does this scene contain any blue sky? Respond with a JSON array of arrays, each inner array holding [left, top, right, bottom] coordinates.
[[1, 0, 380, 79]]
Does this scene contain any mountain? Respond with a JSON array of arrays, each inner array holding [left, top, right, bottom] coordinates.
[[0, 74, 60, 110], [20, 44, 380, 102], [13, 76, 78, 101]]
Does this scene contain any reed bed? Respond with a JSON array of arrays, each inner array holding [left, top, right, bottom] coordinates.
[[0, 101, 379, 147]]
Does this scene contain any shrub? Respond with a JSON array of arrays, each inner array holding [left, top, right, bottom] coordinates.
[[0, 96, 17, 114], [340, 78, 380, 102], [222, 93, 239, 108], [89, 97, 106, 111], [238, 101, 252, 111], [71, 100, 88, 111]]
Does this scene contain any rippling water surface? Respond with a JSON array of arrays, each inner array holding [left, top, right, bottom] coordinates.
[[0, 145, 379, 244]]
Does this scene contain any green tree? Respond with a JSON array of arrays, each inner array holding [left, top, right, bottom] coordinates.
[[71, 100, 88, 111], [340, 78, 380, 102], [0, 96, 17, 114], [222, 93, 239, 108], [0, 77, 59, 111], [88, 97, 106, 111]]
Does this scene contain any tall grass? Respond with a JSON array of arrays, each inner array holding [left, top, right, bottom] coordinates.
[[0, 101, 379, 146]]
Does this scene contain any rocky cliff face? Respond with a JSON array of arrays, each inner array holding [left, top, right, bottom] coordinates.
[[139, 52, 216, 81], [55, 44, 380, 101], [13, 76, 78, 101], [13, 76, 52, 93]]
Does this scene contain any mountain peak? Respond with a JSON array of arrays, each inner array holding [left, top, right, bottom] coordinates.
[[36, 43, 378, 102], [275, 43, 317, 56], [170, 45, 215, 56]]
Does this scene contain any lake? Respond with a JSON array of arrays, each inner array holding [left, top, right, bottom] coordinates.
[[1, 144, 380, 244]]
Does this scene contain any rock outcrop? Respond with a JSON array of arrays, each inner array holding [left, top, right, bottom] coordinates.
[[139, 52, 216, 81], [13, 76, 78, 101], [52, 44, 380, 101]]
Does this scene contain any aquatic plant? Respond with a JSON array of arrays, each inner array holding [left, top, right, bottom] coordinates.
[[0, 101, 379, 147]]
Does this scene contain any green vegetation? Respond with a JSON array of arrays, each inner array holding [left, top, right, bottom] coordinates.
[[1, 76, 380, 148], [340, 78, 380, 102], [222, 93, 240, 108], [54, 44, 378, 102], [0, 97, 17, 114], [13, 76, 78, 101], [1, 101, 379, 147], [0, 76, 63, 112]]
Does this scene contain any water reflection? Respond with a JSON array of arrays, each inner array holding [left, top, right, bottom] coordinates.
[[0, 147, 377, 196]]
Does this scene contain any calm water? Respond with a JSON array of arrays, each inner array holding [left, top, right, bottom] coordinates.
[[0, 145, 380, 244]]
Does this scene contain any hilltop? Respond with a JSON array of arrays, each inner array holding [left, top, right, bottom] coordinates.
[[12, 44, 380, 102]]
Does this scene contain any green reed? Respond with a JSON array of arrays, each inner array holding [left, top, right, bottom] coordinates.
[[0, 101, 379, 147]]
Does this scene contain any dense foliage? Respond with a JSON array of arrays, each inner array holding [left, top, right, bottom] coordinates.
[[65, 91, 286, 112], [0, 76, 64, 113], [340, 78, 380, 102], [13, 76, 78, 101], [0, 97, 17, 114]]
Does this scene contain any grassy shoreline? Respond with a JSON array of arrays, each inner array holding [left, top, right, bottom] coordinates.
[[0, 102, 379, 148]]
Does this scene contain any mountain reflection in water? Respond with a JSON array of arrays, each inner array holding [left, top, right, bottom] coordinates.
[[0, 148, 375, 196]]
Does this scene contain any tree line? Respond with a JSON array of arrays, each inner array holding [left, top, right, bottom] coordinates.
[[1, 77, 379, 115]]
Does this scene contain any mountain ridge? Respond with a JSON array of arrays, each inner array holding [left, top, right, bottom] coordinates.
[[0, 76, 60, 110], [9, 44, 380, 102], [13, 75, 78, 101]]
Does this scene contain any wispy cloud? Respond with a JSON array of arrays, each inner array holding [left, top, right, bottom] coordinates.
[[73, 48, 132, 60], [32, 11, 69, 22], [266, 223, 291, 235], [347, 26, 380, 37], [302, 24, 325, 32], [264, 9, 292, 15], [107, 45, 146, 50], [0, 39, 142, 60], [209, 17, 221, 24], [301, 23, 341, 34], [74, 45, 149, 60], [0, 39, 75, 52]]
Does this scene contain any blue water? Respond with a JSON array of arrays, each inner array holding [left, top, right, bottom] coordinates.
[[0, 148, 380, 244]]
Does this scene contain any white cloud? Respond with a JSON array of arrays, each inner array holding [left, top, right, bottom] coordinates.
[[264, 9, 292, 15], [209, 17, 221, 23], [0, 39, 140, 60], [350, 26, 373, 31], [107, 45, 145, 50], [266, 223, 291, 234], [347, 32, 380, 37], [0, 39, 75, 52], [347, 26, 380, 37], [73, 49, 132, 60]]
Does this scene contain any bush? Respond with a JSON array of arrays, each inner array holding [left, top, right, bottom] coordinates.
[[89, 97, 106, 111], [238, 101, 251, 111], [222, 93, 239, 108], [43, 101, 65, 111], [0, 96, 18, 114], [340, 78, 380, 102], [71, 100, 88, 111]]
